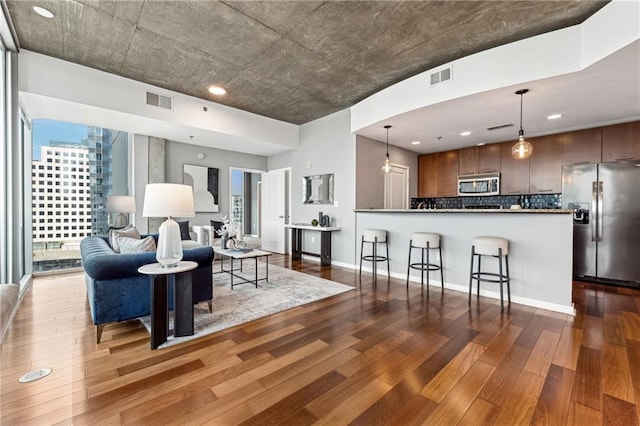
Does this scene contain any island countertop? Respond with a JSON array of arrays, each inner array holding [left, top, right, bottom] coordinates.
[[354, 208, 573, 214]]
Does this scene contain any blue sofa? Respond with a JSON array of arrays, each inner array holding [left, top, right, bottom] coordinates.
[[80, 235, 214, 343]]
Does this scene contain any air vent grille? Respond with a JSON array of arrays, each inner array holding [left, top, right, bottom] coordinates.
[[146, 91, 173, 110], [430, 65, 452, 86], [486, 123, 514, 131]]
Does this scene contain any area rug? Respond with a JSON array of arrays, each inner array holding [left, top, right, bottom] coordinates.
[[139, 263, 354, 349]]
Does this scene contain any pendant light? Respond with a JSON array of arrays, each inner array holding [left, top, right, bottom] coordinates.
[[382, 125, 392, 174], [511, 89, 533, 160]]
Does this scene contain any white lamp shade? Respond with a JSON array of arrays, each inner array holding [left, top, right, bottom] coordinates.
[[142, 183, 195, 218], [106, 195, 136, 213]]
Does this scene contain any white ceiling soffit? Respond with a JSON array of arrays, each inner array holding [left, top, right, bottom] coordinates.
[[353, 0, 640, 154], [18, 51, 299, 156]]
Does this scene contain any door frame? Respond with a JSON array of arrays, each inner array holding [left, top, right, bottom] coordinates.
[[260, 167, 291, 254], [229, 167, 265, 237]]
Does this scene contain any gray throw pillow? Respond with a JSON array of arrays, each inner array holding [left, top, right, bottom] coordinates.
[[117, 235, 156, 254], [109, 224, 141, 253]]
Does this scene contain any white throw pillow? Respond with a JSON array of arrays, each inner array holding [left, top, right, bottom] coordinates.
[[109, 224, 141, 253], [117, 235, 156, 254]]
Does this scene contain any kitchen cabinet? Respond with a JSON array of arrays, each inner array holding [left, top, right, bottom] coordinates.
[[529, 135, 563, 194], [437, 150, 459, 197], [418, 154, 438, 197], [458, 147, 478, 175], [500, 142, 529, 195], [478, 144, 501, 173], [602, 120, 640, 162], [561, 127, 602, 165]]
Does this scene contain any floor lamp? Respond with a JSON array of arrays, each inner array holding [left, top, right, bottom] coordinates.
[[142, 183, 195, 268]]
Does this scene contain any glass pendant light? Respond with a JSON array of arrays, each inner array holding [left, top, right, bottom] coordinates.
[[511, 89, 533, 160], [382, 125, 392, 174]]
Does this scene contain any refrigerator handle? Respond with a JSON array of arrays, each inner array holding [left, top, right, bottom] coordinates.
[[591, 181, 598, 242], [598, 181, 604, 242]]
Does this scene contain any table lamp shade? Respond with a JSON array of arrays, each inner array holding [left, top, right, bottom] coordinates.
[[106, 195, 136, 213], [142, 183, 195, 218], [142, 183, 195, 268]]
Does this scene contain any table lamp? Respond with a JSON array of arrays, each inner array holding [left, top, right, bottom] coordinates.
[[106, 195, 136, 228], [142, 183, 195, 268]]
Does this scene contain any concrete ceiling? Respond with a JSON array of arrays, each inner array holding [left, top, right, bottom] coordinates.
[[6, 0, 609, 126]]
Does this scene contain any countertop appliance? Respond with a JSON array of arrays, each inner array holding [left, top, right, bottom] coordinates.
[[458, 173, 500, 196], [562, 162, 640, 286]]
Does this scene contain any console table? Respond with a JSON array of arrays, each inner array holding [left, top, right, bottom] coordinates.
[[138, 261, 197, 349], [285, 224, 341, 266]]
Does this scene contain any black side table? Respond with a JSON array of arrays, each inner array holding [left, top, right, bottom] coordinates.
[[138, 261, 198, 349]]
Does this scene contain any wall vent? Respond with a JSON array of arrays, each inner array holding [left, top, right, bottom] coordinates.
[[486, 123, 514, 131], [430, 65, 452, 86], [146, 91, 173, 110]]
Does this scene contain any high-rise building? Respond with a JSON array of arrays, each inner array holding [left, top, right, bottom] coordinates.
[[86, 127, 113, 236]]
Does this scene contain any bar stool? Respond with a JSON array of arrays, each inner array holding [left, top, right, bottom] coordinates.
[[469, 236, 511, 311], [359, 229, 389, 278], [406, 232, 443, 293]]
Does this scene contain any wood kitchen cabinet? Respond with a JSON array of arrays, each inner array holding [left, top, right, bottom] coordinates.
[[478, 144, 501, 174], [561, 127, 602, 165], [529, 135, 563, 194], [418, 154, 438, 197], [602, 120, 640, 162], [437, 150, 459, 197], [458, 147, 478, 175], [500, 142, 529, 195]]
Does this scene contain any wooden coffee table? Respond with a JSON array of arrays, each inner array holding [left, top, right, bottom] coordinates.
[[217, 248, 272, 288]]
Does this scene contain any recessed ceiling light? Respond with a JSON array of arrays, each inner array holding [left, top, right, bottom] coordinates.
[[208, 85, 226, 96], [460, 131, 471, 136], [411, 141, 421, 145], [33, 6, 54, 18], [547, 114, 563, 120], [477, 143, 486, 146]]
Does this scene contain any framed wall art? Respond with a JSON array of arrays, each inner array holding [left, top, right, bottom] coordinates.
[[183, 164, 219, 212]]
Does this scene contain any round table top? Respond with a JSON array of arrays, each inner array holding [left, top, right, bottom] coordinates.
[[138, 261, 198, 275]]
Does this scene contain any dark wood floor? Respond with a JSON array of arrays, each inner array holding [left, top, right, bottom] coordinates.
[[2, 255, 639, 425]]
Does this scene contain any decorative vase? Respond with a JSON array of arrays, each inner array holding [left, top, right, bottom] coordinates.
[[220, 232, 228, 250]]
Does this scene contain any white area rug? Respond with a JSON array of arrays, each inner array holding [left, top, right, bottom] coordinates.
[[139, 263, 353, 349]]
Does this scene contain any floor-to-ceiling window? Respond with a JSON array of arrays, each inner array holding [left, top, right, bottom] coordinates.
[[30, 119, 128, 272], [230, 168, 262, 237]]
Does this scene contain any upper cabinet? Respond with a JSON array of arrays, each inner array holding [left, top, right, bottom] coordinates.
[[437, 151, 459, 197], [478, 144, 501, 174], [500, 142, 529, 195], [458, 147, 478, 175], [602, 121, 640, 162], [529, 135, 563, 194], [418, 154, 438, 197], [562, 128, 602, 165]]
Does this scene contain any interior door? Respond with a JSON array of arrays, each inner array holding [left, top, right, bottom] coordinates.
[[384, 165, 409, 209], [261, 168, 287, 254]]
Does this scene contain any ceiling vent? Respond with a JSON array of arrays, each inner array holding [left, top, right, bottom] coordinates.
[[146, 91, 173, 110], [486, 123, 514, 131], [430, 65, 452, 86]]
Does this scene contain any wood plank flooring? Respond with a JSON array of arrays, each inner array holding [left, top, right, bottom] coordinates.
[[2, 255, 639, 425]]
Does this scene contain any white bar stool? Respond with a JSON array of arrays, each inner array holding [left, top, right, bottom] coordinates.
[[406, 232, 443, 292], [359, 229, 389, 278], [469, 236, 511, 311]]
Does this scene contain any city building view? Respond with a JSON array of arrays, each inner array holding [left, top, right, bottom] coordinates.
[[31, 120, 127, 272]]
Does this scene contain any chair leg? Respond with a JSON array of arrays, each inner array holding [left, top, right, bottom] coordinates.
[[385, 240, 390, 278], [505, 254, 511, 304], [477, 255, 482, 296], [426, 243, 430, 290], [373, 237, 378, 279], [439, 245, 444, 290], [498, 248, 504, 312], [208, 300, 213, 313], [406, 241, 412, 287], [359, 236, 364, 277], [468, 246, 475, 303]]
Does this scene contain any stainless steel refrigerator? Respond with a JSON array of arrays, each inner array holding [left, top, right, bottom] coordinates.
[[562, 162, 640, 285]]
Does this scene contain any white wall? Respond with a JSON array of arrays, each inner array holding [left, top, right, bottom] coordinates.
[[268, 109, 356, 266], [356, 135, 417, 209]]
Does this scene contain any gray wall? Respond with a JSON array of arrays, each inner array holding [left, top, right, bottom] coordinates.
[[355, 135, 418, 209], [165, 140, 267, 226], [268, 109, 356, 266]]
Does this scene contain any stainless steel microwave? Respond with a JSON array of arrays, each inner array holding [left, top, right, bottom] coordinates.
[[457, 173, 500, 196]]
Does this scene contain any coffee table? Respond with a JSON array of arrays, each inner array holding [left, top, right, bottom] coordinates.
[[217, 248, 272, 288]]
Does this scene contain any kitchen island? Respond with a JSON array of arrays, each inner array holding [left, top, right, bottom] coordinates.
[[355, 208, 574, 314]]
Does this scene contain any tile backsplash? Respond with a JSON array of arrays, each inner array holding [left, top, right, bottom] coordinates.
[[410, 193, 561, 210]]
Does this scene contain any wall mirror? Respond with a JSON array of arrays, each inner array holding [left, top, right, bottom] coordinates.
[[302, 173, 334, 204]]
